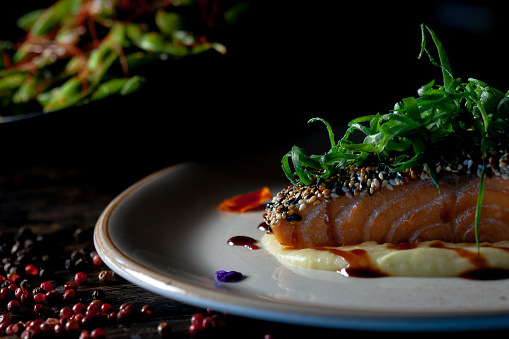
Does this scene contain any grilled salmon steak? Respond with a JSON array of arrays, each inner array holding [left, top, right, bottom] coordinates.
[[264, 162, 509, 249]]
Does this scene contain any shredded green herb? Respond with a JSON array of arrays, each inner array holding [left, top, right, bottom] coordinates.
[[282, 24, 509, 248]]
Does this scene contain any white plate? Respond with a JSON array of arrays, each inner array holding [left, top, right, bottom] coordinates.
[[94, 162, 509, 332]]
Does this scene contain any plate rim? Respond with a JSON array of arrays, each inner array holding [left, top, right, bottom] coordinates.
[[94, 162, 509, 332]]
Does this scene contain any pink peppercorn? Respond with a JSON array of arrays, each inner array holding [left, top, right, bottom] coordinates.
[[7, 272, 20, 283], [25, 264, 39, 276], [63, 289, 76, 300], [90, 327, 106, 338], [53, 323, 65, 336], [7, 300, 20, 313], [0, 314, 11, 325], [65, 282, 78, 290], [140, 305, 154, 316], [75, 272, 87, 285], [34, 303, 46, 314], [79, 329, 90, 339], [39, 322, 54, 335], [92, 254, 103, 267], [65, 319, 80, 333], [33, 293, 46, 303], [40, 281, 54, 293], [14, 287, 29, 299], [8, 283, 18, 292], [73, 303, 87, 314], [59, 307, 72, 319], [100, 303, 113, 313], [86, 304, 100, 318]]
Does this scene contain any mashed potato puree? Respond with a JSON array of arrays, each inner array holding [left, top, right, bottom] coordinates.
[[261, 233, 509, 277]]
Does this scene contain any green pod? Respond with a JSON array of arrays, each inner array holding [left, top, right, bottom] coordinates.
[[125, 24, 144, 45], [12, 0, 74, 64], [138, 32, 167, 53], [30, 0, 73, 37], [16, 8, 46, 31], [87, 23, 126, 72], [125, 52, 155, 70], [0, 73, 26, 92], [13, 81, 37, 104], [189, 42, 226, 55], [42, 77, 84, 112], [90, 78, 129, 101], [90, 75, 144, 101], [120, 75, 144, 95], [155, 10, 184, 36]]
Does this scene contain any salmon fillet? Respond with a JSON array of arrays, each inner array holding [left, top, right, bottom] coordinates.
[[264, 169, 509, 248]]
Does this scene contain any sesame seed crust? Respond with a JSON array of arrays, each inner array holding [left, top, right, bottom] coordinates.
[[264, 151, 509, 228]]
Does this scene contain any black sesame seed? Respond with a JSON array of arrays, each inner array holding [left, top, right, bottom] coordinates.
[[284, 215, 302, 222], [286, 198, 298, 205]]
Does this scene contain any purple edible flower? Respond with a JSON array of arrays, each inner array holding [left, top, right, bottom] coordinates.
[[215, 270, 243, 282]]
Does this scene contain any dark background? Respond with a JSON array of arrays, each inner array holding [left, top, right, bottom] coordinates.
[[1, 1, 508, 187]]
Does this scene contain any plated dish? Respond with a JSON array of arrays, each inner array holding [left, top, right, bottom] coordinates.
[[94, 161, 509, 332]]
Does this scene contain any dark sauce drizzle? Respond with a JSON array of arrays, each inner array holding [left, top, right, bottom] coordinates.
[[316, 241, 509, 280], [227, 236, 260, 250]]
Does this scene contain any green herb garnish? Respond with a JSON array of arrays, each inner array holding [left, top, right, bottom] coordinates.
[[282, 24, 509, 248]]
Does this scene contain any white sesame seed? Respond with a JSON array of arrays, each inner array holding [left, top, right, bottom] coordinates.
[[373, 178, 380, 188], [330, 193, 339, 198], [386, 183, 394, 190], [503, 174, 509, 180]]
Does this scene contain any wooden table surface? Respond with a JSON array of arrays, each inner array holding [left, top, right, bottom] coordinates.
[[0, 163, 347, 338], [1, 162, 508, 338]]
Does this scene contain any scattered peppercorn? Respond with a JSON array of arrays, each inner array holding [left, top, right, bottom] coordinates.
[[75, 272, 88, 285], [157, 321, 173, 337], [63, 288, 76, 300], [98, 270, 112, 284]]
